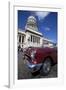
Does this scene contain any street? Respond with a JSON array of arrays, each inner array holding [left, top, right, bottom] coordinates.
[[18, 52, 57, 79]]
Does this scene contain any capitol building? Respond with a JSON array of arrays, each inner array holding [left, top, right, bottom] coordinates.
[[18, 16, 55, 49]]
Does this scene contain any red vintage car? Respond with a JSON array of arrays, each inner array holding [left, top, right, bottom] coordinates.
[[24, 46, 57, 75]]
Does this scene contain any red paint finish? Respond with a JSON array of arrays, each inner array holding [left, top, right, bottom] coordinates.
[[24, 47, 57, 64]]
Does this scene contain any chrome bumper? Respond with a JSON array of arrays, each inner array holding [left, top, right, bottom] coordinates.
[[24, 60, 42, 73]]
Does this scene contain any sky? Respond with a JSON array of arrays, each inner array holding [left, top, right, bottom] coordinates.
[[18, 10, 57, 43]]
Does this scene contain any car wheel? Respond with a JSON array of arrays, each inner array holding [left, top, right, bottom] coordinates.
[[40, 58, 51, 75]]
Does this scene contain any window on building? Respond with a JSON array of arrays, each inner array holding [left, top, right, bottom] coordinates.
[[33, 36, 36, 43], [22, 36, 24, 43], [31, 35, 40, 44], [19, 35, 21, 43], [37, 37, 40, 44], [31, 35, 32, 42], [31, 35, 36, 43], [33, 36, 34, 42]]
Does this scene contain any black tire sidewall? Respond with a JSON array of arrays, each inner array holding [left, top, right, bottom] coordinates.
[[40, 58, 51, 76]]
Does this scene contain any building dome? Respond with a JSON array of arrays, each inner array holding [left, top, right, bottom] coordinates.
[[28, 16, 36, 20], [27, 16, 37, 25], [26, 16, 38, 31]]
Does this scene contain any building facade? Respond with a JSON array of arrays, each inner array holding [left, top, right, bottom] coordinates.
[[18, 16, 55, 48]]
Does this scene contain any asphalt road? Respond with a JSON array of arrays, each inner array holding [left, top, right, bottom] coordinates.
[[18, 52, 57, 79]]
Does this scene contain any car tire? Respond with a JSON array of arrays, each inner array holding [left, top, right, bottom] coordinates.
[[40, 58, 51, 75]]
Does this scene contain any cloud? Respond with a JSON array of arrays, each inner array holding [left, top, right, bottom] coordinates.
[[35, 12, 50, 20], [45, 27, 50, 31]]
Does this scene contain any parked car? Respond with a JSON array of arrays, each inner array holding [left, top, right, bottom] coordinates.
[[24, 46, 57, 75]]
